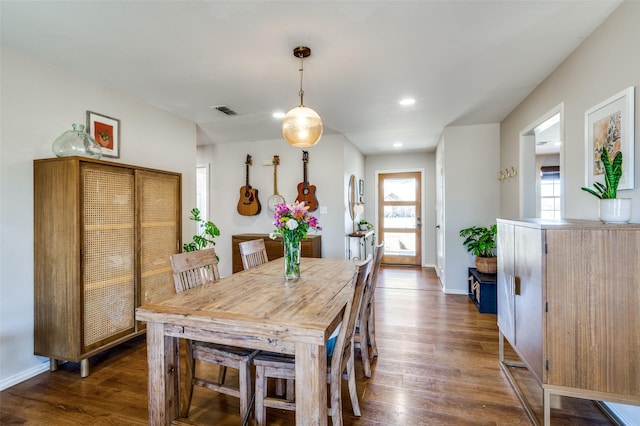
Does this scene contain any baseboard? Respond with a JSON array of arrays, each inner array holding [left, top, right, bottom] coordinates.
[[0, 361, 49, 391]]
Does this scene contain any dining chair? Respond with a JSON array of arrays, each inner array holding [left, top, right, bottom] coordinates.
[[238, 238, 293, 398], [238, 238, 269, 270], [169, 248, 258, 419], [355, 241, 384, 377], [252, 255, 373, 426]]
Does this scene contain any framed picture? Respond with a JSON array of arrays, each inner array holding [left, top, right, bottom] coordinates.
[[87, 111, 120, 158], [584, 86, 635, 190]]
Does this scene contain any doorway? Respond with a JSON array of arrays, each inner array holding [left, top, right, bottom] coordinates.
[[377, 172, 422, 265], [520, 104, 564, 218]]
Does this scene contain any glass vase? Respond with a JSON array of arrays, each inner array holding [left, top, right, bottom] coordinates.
[[52, 124, 102, 159], [283, 239, 301, 280]]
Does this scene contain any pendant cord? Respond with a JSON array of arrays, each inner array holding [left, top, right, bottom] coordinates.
[[298, 54, 305, 106]]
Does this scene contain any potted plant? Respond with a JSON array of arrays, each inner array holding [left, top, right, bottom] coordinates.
[[581, 146, 631, 223], [459, 224, 497, 274], [358, 219, 374, 231], [183, 208, 221, 258]]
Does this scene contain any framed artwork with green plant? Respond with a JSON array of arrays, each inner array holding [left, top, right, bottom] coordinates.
[[584, 86, 635, 191]]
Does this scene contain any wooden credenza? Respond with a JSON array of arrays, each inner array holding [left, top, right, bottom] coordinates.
[[497, 218, 640, 424], [231, 234, 321, 273], [34, 156, 181, 377]]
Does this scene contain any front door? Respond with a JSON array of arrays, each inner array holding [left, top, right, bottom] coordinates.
[[377, 172, 422, 265]]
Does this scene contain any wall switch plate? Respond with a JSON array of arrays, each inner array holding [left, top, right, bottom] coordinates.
[[319, 206, 327, 214], [262, 159, 273, 166]]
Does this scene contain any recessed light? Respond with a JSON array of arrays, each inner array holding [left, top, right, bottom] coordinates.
[[399, 98, 415, 106], [393, 142, 403, 148], [272, 112, 285, 119]]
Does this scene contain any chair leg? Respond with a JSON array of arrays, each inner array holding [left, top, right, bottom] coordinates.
[[218, 365, 227, 385], [330, 369, 343, 426], [368, 299, 378, 358], [238, 361, 252, 421], [285, 379, 295, 401], [359, 316, 372, 378], [255, 365, 267, 426], [346, 347, 361, 417], [182, 341, 196, 417]]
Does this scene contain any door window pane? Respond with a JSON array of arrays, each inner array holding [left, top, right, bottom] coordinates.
[[383, 206, 416, 229], [382, 232, 416, 256], [383, 178, 416, 201]]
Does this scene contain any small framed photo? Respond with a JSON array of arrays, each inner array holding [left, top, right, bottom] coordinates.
[[87, 111, 120, 158], [584, 87, 635, 190]]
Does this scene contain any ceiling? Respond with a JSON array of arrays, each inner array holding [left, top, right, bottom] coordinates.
[[0, 1, 621, 155]]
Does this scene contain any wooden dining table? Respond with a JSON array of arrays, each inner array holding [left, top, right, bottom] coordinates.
[[135, 257, 358, 425]]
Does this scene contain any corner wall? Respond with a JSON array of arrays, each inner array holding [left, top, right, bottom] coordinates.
[[499, 2, 640, 422], [0, 47, 197, 389]]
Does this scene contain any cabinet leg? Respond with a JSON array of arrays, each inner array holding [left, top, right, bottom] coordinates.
[[49, 358, 58, 372], [80, 359, 90, 378]]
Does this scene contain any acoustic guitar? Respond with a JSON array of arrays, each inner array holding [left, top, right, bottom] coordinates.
[[267, 155, 286, 211], [295, 150, 319, 211], [237, 154, 261, 216]]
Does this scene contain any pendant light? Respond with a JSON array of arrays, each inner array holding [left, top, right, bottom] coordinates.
[[282, 46, 323, 148]]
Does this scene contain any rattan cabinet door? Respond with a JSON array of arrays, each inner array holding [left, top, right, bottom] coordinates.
[[81, 163, 136, 352], [137, 170, 181, 311]]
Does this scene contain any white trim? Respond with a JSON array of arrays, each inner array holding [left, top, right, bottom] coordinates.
[[0, 361, 49, 391]]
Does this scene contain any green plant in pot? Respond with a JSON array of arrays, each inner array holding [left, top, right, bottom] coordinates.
[[581, 146, 631, 223], [358, 219, 373, 231], [459, 224, 497, 274], [183, 208, 221, 258]]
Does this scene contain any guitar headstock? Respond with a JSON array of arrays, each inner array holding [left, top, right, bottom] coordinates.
[[273, 155, 280, 166], [302, 151, 309, 163], [245, 154, 252, 166]]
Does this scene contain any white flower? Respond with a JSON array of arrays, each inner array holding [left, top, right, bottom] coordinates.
[[286, 220, 299, 230]]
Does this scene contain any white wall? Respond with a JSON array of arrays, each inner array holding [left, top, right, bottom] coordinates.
[[500, 2, 640, 421], [365, 152, 435, 266], [501, 0, 640, 223], [0, 47, 197, 389], [439, 123, 501, 294], [197, 134, 364, 277]]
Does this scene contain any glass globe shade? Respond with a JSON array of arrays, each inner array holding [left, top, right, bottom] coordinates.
[[282, 106, 323, 148]]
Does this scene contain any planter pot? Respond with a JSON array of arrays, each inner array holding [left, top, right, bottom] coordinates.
[[598, 198, 631, 224], [475, 256, 497, 274]]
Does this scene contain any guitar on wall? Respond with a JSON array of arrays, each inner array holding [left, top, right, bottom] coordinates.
[[295, 150, 319, 211], [237, 154, 261, 216], [267, 155, 286, 211]]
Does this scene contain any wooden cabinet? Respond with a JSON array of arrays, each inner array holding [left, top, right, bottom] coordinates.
[[231, 234, 321, 273], [34, 157, 181, 377], [497, 218, 640, 424]]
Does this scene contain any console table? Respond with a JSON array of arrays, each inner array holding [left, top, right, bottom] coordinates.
[[346, 230, 374, 260], [231, 233, 322, 273]]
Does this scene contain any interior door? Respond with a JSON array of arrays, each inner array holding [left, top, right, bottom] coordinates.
[[377, 172, 422, 265]]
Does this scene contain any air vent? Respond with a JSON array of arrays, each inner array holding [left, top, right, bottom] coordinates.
[[212, 105, 238, 116]]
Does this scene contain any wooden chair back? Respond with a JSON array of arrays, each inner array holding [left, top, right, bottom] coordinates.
[[330, 255, 372, 378], [238, 239, 269, 270], [365, 242, 384, 305], [170, 248, 221, 293]]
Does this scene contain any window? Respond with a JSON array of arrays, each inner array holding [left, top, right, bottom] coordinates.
[[540, 166, 560, 220]]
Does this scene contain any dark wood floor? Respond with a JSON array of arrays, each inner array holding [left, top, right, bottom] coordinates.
[[1, 266, 614, 425]]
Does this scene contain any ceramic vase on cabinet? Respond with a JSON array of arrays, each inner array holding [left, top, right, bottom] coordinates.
[[599, 198, 631, 224]]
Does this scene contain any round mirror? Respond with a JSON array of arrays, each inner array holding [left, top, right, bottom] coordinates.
[[348, 174, 356, 220]]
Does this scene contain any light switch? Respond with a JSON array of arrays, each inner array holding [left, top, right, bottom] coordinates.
[[319, 206, 327, 214], [262, 159, 273, 166]]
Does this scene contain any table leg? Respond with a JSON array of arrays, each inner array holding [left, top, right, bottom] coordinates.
[[146, 322, 180, 425], [295, 342, 327, 425]]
